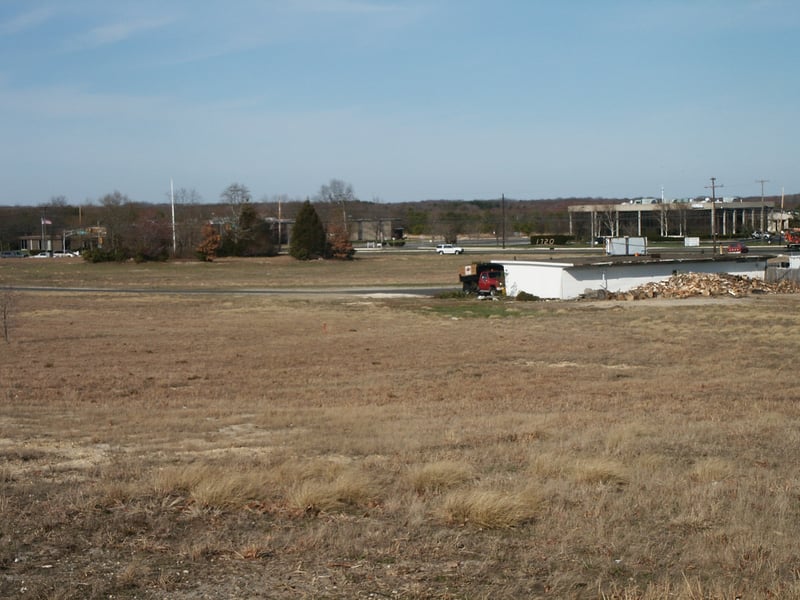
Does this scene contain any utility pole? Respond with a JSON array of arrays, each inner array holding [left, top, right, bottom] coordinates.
[[170, 178, 177, 257], [756, 179, 769, 233], [277, 196, 282, 254], [706, 177, 723, 254], [501, 193, 506, 249]]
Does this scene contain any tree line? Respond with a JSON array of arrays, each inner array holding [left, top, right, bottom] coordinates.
[[3, 181, 794, 260]]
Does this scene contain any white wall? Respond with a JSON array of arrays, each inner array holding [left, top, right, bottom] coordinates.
[[497, 258, 768, 300], [498, 261, 572, 299]]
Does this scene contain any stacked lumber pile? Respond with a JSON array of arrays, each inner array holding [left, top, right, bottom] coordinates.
[[606, 273, 800, 301]]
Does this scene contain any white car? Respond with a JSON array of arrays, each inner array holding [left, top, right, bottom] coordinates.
[[32, 251, 52, 258], [436, 243, 464, 255]]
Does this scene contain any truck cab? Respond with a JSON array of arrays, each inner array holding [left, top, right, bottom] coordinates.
[[478, 270, 505, 296], [459, 262, 505, 296]]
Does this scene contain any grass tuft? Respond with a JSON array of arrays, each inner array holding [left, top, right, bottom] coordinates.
[[151, 465, 266, 508], [285, 468, 377, 514], [573, 458, 629, 485], [406, 460, 474, 494], [438, 488, 540, 529], [690, 457, 734, 482]]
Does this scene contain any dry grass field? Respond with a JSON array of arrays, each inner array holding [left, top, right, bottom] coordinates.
[[2, 255, 800, 599]]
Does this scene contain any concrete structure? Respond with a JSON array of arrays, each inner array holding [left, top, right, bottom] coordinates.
[[567, 199, 777, 240], [346, 219, 404, 243], [494, 255, 770, 300]]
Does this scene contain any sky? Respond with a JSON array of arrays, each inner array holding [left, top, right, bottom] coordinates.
[[0, 0, 798, 206]]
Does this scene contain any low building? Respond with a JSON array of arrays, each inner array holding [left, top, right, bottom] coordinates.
[[494, 255, 770, 300]]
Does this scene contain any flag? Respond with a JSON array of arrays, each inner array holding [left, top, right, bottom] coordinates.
[[41, 217, 52, 225]]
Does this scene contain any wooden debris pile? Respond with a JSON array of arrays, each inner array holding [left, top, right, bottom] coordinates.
[[605, 272, 800, 301]]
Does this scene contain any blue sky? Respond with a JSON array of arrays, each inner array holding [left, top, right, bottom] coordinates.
[[1, 0, 797, 206]]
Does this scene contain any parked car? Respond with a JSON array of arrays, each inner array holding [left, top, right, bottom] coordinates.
[[726, 241, 749, 254], [0, 250, 25, 258], [435, 243, 464, 255], [32, 251, 52, 258]]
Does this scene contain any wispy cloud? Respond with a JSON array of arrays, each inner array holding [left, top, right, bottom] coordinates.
[[72, 15, 174, 49], [290, 0, 406, 14], [0, 6, 58, 35], [0, 81, 172, 120]]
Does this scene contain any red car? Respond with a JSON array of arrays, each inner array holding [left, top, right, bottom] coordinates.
[[726, 241, 749, 254]]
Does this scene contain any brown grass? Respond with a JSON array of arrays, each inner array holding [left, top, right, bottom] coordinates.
[[406, 460, 475, 494], [438, 487, 540, 528], [1, 256, 800, 598]]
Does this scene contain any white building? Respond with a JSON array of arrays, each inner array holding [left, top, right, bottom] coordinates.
[[495, 256, 770, 300]]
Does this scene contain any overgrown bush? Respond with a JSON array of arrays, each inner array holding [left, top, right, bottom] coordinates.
[[82, 247, 129, 263], [327, 225, 355, 260], [435, 290, 469, 299], [515, 291, 541, 301]]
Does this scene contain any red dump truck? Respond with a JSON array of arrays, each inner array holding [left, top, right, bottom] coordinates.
[[459, 263, 505, 296]]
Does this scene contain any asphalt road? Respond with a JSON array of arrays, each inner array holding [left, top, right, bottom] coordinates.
[[7, 285, 453, 297]]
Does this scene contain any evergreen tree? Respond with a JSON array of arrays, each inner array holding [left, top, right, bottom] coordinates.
[[290, 200, 327, 260]]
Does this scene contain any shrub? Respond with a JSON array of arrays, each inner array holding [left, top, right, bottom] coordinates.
[[435, 290, 469, 299], [327, 225, 355, 260], [82, 247, 129, 263], [515, 291, 541, 301]]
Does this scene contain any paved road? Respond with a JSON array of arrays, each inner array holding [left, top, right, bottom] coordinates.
[[7, 285, 453, 297]]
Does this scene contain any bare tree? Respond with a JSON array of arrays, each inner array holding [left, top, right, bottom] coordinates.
[[317, 179, 356, 230], [598, 204, 618, 237], [220, 183, 251, 241], [221, 183, 251, 217], [99, 190, 134, 251], [174, 187, 202, 205]]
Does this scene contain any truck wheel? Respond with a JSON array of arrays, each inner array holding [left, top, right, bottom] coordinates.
[[489, 287, 497, 297]]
